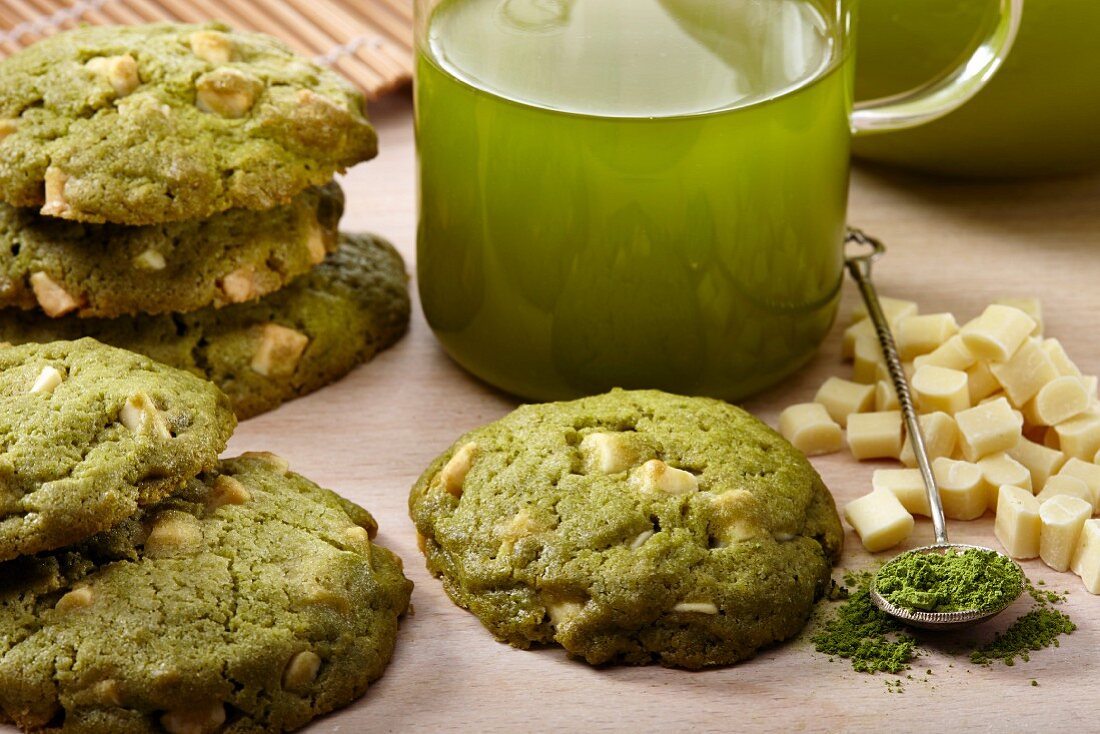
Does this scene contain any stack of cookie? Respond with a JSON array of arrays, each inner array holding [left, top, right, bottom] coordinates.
[[0, 23, 410, 418], [0, 339, 412, 732]]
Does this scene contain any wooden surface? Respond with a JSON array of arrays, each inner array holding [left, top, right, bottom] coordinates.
[[11, 92, 1100, 732]]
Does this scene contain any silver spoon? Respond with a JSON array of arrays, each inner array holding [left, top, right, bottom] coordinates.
[[844, 228, 1024, 630]]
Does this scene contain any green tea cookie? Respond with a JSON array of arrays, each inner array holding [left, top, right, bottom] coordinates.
[[0, 182, 343, 318], [0, 233, 409, 419], [0, 453, 413, 733], [0, 23, 375, 225], [410, 389, 843, 669], [0, 338, 234, 561]]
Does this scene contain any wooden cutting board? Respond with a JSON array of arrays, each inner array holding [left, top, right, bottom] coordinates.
[[0, 0, 413, 98]]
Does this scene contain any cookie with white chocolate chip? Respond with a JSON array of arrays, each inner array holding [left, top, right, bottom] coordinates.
[[0, 338, 234, 561], [0, 453, 412, 733], [0, 232, 410, 418], [0, 182, 343, 318], [0, 23, 375, 225], [410, 389, 843, 669]]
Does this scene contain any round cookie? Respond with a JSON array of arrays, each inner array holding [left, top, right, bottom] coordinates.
[[409, 389, 844, 669], [0, 338, 235, 561], [0, 233, 409, 419], [0, 453, 413, 733], [0, 182, 343, 318], [0, 23, 375, 225]]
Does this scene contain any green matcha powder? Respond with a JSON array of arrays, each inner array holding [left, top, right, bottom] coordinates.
[[875, 548, 1022, 613]]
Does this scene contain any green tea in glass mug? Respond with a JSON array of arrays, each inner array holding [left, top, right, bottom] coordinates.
[[415, 0, 1022, 401]]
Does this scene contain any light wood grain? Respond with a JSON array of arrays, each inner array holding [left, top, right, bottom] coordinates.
[[4, 93, 1100, 732]]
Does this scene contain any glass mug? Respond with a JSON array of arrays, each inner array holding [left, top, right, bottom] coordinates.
[[414, 0, 1023, 401]]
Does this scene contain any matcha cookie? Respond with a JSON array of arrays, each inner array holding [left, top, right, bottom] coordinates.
[[410, 389, 843, 669], [0, 23, 375, 225], [0, 182, 343, 318], [0, 453, 413, 733], [0, 339, 234, 561], [0, 233, 409, 419]]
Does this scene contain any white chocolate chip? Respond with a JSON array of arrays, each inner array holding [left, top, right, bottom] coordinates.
[[30, 365, 63, 394], [306, 221, 327, 265], [196, 68, 262, 118], [41, 167, 71, 218], [86, 54, 140, 96], [54, 587, 94, 612], [630, 459, 698, 495], [29, 271, 83, 317], [282, 650, 322, 692], [672, 601, 718, 615], [239, 451, 290, 474], [545, 599, 584, 627], [344, 525, 371, 547], [440, 442, 477, 497], [628, 530, 654, 549], [206, 475, 251, 510], [580, 432, 637, 474], [160, 702, 226, 734], [134, 248, 167, 271], [0, 118, 18, 140], [250, 323, 309, 377], [219, 266, 260, 303], [189, 30, 236, 64], [120, 391, 172, 439], [144, 512, 203, 558]]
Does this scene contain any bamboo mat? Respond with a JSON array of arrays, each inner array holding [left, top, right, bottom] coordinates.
[[0, 0, 413, 98]]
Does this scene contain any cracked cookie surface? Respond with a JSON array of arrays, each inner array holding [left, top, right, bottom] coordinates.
[[0, 338, 234, 561], [410, 389, 843, 669], [0, 182, 343, 318], [0, 232, 409, 419], [0, 454, 412, 733], [0, 23, 375, 225]]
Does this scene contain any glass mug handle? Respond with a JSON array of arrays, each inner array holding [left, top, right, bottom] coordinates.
[[851, 0, 1024, 134]]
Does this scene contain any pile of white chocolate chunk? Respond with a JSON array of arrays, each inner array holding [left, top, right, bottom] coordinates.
[[779, 297, 1100, 594]]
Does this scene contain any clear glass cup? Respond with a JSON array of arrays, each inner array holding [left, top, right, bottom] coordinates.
[[414, 0, 1023, 401]]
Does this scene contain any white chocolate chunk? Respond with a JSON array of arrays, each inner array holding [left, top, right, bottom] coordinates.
[[55, 586, 94, 612], [580, 432, 637, 474], [631, 460, 698, 495], [207, 475, 251, 510], [120, 392, 172, 439], [1023, 375, 1089, 426], [777, 403, 843, 456], [1036, 475, 1095, 507], [250, 323, 309, 377], [843, 491, 914, 552], [966, 360, 1001, 404], [30, 365, 63, 394], [86, 54, 140, 96], [954, 397, 1023, 462], [850, 296, 918, 327], [1071, 519, 1100, 594], [912, 334, 976, 372], [977, 452, 1032, 510], [144, 512, 203, 558], [29, 271, 83, 317], [708, 490, 765, 546], [959, 304, 1036, 363], [1053, 411, 1100, 460], [872, 468, 931, 516], [41, 167, 70, 218], [932, 457, 986, 520], [629, 530, 654, 550], [852, 335, 884, 384], [911, 365, 969, 415], [813, 377, 874, 427], [92, 679, 123, 706], [1057, 458, 1100, 512], [1007, 436, 1066, 488], [546, 600, 584, 627], [196, 68, 262, 118], [440, 442, 477, 497], [0, 118, 18, 139], [306, 220, 327, 264], [874, 380, 899, 411], [895, 313, 959, 361], [220, 266, 260, 303], [190, 30, 236, 63], [995, 485, 1041, 559], [842, 318, 876, 360], [239, 451, 290, 474], [497, 509, 543, 556], [900, 411, 957, 468], [1043, 338, 1082, 377], [1039, 494, 1092, 572], [989, 338, 1059, 407], [993, 296, 1043, 336], [672, 601, 719, 614], [133, 248, 167, 271], [874, 360, 915, 385], [160, 702, 226, 734], [283, 650, 322, 692], [846, 411, 902, 460]]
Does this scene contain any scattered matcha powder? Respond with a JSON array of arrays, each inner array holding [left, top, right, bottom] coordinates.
[[875, 548, 1023, 613]]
